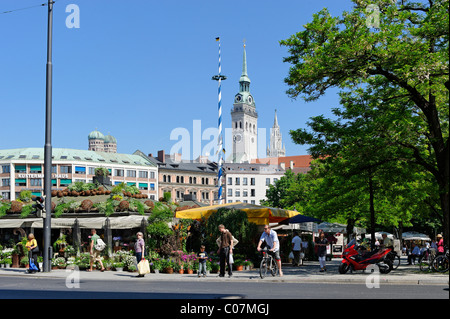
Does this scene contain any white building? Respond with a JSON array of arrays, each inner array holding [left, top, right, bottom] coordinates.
[[0, 148, 158, 201], [223, 163, 285, 205]]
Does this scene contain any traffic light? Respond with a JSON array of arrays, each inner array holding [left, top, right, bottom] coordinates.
[[32, 196, 45, 217]]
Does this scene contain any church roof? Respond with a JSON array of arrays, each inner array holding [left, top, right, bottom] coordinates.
[[88, 130, 105, 140]]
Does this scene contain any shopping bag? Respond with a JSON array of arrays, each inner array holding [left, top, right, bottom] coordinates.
[[137, 259, 150, 275], [229, 253, 234, 264], [29, 258, 39, 272]]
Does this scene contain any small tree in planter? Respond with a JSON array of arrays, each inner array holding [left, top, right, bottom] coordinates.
[[93, 167, 111, 186]]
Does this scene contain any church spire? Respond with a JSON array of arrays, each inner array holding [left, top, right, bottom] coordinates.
[[239, 42, 251, 92]]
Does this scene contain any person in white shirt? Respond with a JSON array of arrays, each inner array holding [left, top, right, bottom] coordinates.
[[257, 225, 283, 276], [291, 232, 303, 266]]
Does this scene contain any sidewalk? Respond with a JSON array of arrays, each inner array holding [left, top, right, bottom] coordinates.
[[1, 258, 448, 285]]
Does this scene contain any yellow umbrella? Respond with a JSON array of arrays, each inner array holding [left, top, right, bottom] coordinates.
[[175, 202, 299, 225]]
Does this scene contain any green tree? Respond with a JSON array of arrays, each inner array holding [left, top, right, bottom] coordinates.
[[281, 0, 449, 245]]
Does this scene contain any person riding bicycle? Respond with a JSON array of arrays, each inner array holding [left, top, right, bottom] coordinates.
[[257, 225, 283, 276], [381, 233, 394, 251]]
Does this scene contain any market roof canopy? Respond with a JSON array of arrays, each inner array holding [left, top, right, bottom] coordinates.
[[175, 202, 300, 225], [402, 231, 431, 241], [0, 216, 148, 229], [317, 222, 366, 234], [280, 214, 321, 224]]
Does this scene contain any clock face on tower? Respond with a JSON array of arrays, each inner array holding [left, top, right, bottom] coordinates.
[[233, 134, 242, 143], [235, 95, 242, 103], [247, 96, 253, 104]]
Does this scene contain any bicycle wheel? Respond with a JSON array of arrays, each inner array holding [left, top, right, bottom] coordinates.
[[432, 255, 449, 273], [271, 259, 278, 276], [418, 256, 431, 272], [259, 257, 268, 279], [392, 254, 401, 270]]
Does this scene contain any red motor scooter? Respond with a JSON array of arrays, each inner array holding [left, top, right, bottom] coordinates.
[[339, 239, 393, 274]]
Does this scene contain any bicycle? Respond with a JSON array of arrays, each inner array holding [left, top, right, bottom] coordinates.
[[259, 248, 278, 279], [418, 248, 435, 272], [432, 249, 449, 273], [386, 250, 401, 270]]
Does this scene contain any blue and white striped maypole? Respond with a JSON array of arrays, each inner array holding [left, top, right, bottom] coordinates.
[[212, 37, 227, 204]]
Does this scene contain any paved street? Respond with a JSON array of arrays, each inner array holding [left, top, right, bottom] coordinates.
[[0, 257, 447, 300]]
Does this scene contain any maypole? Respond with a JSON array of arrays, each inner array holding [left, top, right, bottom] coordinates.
[[212, 37, 227, 204]]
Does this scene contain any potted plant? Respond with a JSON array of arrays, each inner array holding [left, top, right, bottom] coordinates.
[[113, 262, 124, 271], [4, 257, 12, 268], [210, 261, 220, 274], [20, 256, 29, 268], [243, 259, 253, 270], [93, 167, 111, 186], [234, 259, 244, 271], [54, 257, 67, 269], [174, 262, 184, 274], [161, 259, 174, 274], [53, 235, 68, 254], [151, 260, 161, 273]]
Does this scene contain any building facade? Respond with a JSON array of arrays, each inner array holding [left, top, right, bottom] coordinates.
[[0, 148, 158, 200], [253, 155, 313, 174], [223, 163, 285, 205], [140, 150, 218, 205]]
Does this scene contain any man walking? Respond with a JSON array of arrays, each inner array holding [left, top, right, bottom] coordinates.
[[217, 224, 233, 278], [88, 229, 105, 272], [291, 231, 302, 266]]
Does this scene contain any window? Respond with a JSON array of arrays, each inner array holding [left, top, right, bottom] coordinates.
[[138, 183, 148, 190], [251, 189, 255, 197], [227, 189, 232, 196], [127, 170, 136, 178], [235, 190, 240, 197], [115, 169, 124, 177], [150, 183, 155, 191], [2, 165, 10, 174], [243, 177, 248, 186], [243, 190, 248, 197], [15, 165, 26, 173], [266, 178, 270, 186], [88, 167, 96, 175], [15, 179, 26, 187], [227, 177, 232, 185], [139, 171, 148, 178], [2, 178, 10, 187], [30, 179, 42, 186], [75, 166, 86, 174], [60, 166, 72, 174], [52, 165, 57, 174], [251, 178, 255, 186], [235, 177, 240, 185], [150, 171, 155, 179]]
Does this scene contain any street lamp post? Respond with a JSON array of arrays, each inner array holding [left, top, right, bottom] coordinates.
[[43, 0, 54, 272]]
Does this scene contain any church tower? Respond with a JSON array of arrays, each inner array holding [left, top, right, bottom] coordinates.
[[231, 43, 258, 163], [267, 109, 286, 157]]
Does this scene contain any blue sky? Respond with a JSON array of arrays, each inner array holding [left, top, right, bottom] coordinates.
[[0, 0, 353, 160]]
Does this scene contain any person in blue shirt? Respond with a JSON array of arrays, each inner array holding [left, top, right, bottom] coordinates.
[[407, 242, 421, 265], [257, 225, 283, 276]]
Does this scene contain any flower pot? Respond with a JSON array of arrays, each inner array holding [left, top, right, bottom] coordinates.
[[163, 267, 173, 274], [178, 269, 184, 274], [235, 265, 244, 271], [115, 267, 123, 272], [187, 269, 194, 274]]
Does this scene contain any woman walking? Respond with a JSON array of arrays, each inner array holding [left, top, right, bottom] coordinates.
[[135, 232, 146, 277], [316, 231, 328, 272]]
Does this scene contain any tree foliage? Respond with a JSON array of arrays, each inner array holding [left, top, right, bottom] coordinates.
[[280, 0, 449, 244]]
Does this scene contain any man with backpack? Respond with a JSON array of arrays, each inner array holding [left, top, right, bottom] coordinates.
[[88, 229, 105, 272]]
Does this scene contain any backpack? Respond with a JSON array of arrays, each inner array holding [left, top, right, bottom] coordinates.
[[94, 238, 106, 251]]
